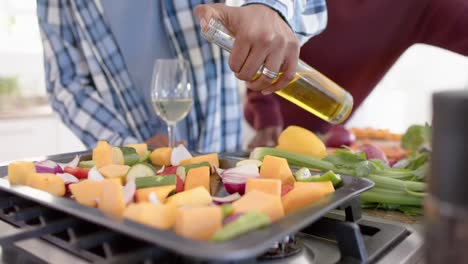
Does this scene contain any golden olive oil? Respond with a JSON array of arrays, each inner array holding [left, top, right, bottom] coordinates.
[[202, 19, 353, 124]]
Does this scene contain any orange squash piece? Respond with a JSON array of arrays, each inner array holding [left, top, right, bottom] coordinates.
[[282, 186, 326, 214], [93, 141, 113, 168], [8, 161, 36, 185], [184, 166, 210, 192], [98, 164, 130, 184], [26, 173, 65, 196], [135, 185, 176, 203], [69, 180, 105, 207], [166, 186, 212, 207], [124, 202, 176, 230], [245, 178, 282, 196], [98, 179, 125, 216], [150, 147, 172, 166], [175, 206, 222, 241], [180, 153, 219, 169], [276, 126, 327, 158], [232, 190, 284, 221], [294, 181, 335, 196], [259, 155, 295, 185]]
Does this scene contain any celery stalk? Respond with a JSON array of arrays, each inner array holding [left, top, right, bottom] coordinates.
[[361, 188, 423, 206], [250, 147, 334, 171]]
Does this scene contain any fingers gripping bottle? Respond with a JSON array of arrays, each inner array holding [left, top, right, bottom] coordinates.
[[201, 19, 353, 124]]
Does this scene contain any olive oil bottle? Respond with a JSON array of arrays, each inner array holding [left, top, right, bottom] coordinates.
[[202, 19, 353, 124]]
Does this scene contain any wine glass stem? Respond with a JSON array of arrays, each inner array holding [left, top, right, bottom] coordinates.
[[167, 123, 176, 148]]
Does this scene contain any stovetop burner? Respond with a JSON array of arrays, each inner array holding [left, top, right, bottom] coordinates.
[[0, 192, 423, 264], [259, 235, 303, 260]]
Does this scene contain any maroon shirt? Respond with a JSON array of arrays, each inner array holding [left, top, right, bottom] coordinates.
[[245, 0, 468, 134]]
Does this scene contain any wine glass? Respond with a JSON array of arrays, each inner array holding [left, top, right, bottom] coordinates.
[[151, 59, 193, 148]]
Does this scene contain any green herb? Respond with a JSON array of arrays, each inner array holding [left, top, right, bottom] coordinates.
[[401, 124, 431, 151]]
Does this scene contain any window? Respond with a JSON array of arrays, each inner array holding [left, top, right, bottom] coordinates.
[[0, 0, 47, 113]]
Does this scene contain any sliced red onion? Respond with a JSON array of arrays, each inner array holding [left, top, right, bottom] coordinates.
[[170, 144, 193, 166], [56, 173, 79, 183], [156, 165, 166, 174], [223, 213, 244, 225], [222, 180, 246, 195], [35, 160, 63, 174], [58, 155, 81, 170], [123, 180, 136, 204], [212, 193, 241, 205], [88, 167, 104, 181], [148, 192, 161, 205], [221, 164, 259, 179]]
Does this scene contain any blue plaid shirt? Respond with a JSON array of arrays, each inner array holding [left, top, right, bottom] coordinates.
[[37, 0, 327, 153]]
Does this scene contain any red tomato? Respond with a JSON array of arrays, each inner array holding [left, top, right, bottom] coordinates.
[[281, 184, 294, 196], [176, 175, 184, 193], [158, 166, 178, 175], [64, 166, 89, 179]]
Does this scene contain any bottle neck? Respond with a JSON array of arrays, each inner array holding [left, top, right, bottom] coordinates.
[[201, 19, 235, 52]]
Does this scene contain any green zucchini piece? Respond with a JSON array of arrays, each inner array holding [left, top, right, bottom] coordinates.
[[211, 211, 270, 242], [120, 147, 140, 166], [78, 160, 95, 168], [126, 163, 156, 184], [138, 150, 151, 163], [300, 170, 342, 187], [135, 174, 177, 189]]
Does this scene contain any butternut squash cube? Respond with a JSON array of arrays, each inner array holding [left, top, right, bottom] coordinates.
[[166, 186, 212, 207], [8, 161, 36, 185], [150, 147, 172, 166], [246, 178, 282, 196], [26, 173, 65, 196], [232, 190, 284, 221], [98, 164, 130, 184], [259, 155, 295, 185], [175, 206, 222, 241], [184, 166, 210, 192], [93, 141, 113, 168], [282, 186, 326, 214], [135, 185, 176, 203], [98, 179, 125, 216], [69, 180, 104, 207], [124, 202, 176, 230], [180, 153, 219, 169], [125, 143, 148, 158], [294, 181, 335, 196]]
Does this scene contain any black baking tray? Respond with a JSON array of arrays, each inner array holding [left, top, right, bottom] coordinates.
[[0, 150, 374, 261]]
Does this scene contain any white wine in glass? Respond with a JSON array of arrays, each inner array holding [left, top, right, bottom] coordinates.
[[151, 59, 193, 148]]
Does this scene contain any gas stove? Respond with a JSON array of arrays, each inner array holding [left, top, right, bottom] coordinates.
[[0, 196, 424, 264]]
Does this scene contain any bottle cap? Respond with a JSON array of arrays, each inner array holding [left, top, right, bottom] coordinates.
[[430, 90, 468, 209]]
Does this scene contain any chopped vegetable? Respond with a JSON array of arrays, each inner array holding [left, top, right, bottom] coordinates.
[[235, 159, 262, 168], [138, 150, 151, 163], [293, 167, 312, 181], [26, 173, 66, 197], [150, 147, 172, 167], [166, 186, 212, 207], [298, 170, 342, 187], [78, 160, 95, 168], [220, 204, 234, 218], [212, 193, 241, 205], [88, 166, 105, 181], [56, 173, 79, 184], [259, 155, 295, 185], [135, 185, 176, 203], [35, 160, 63, 174], [170, 144, 193, 166], [64, 166, 89, 179], [135, 175, 177, 189], [123, 180, 136, 204], [222, 212, 242, 225], [126, 163, 156, 184], [8, 161, 36, 185], [211, 211, 270, 242], [176, 162, 211, 182], [245, 178, 282, 196], [57, 155, 80, 170]]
